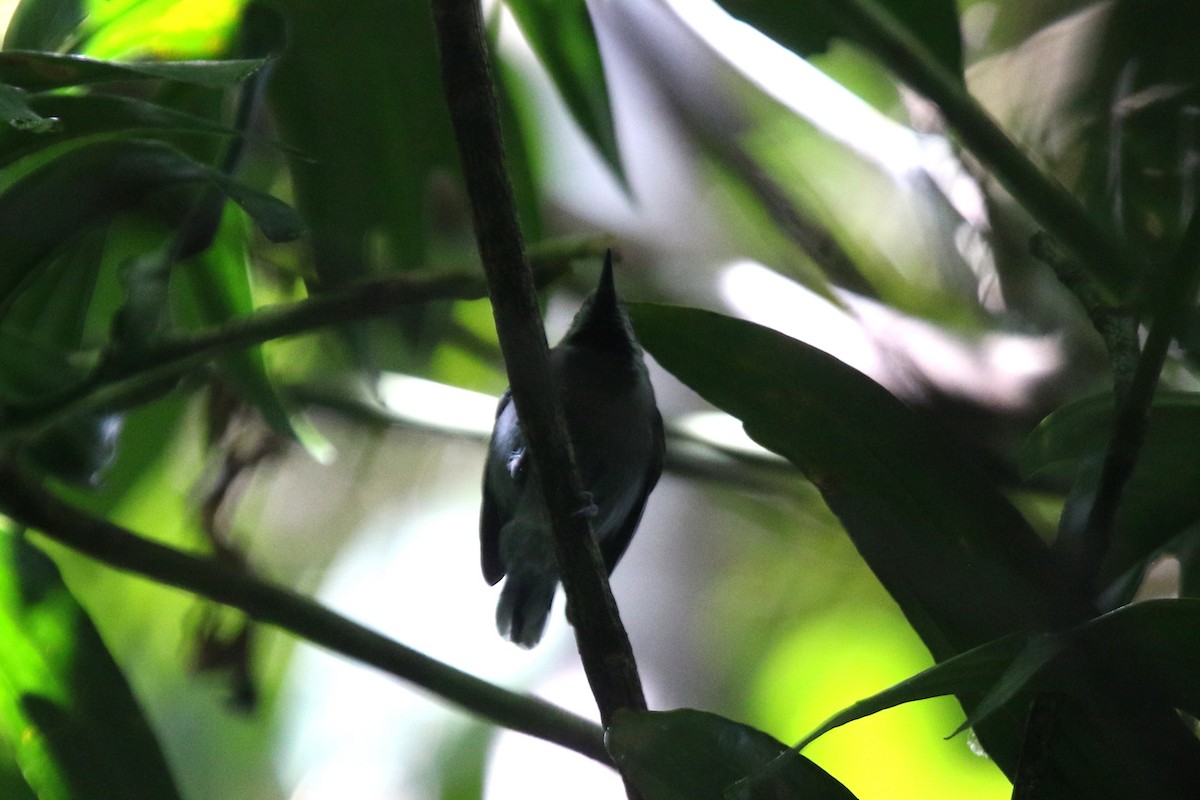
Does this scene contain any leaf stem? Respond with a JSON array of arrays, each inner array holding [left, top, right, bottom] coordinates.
[[0, 462, 610, 764], [431, 0, 646, 731]]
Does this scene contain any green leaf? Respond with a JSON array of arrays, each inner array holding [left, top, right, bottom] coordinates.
[[1075, 599, 1200, 720], [628, 304, 1200, 793], [175, 207, 329, 452], [713, 0, 963, 81], [1020, 391, 1200, 587], [606, 709, 858, 800], [2, 0, 86, 52], [0, 94, 261, 171], [795, 633, 1030, 751], [0, 52, 268, 91], [629, 303, 1077, 660], [0, 84, 57, 134], [0, 526, 182, 800], [0, 138, 300, 310], [502, 0, 624, 184]]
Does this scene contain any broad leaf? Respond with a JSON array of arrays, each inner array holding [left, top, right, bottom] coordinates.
[[629, 303, 1200, 794], [607, 708, 858, 800], [503, 0, 624, 183], [0, 526, 181, 800]]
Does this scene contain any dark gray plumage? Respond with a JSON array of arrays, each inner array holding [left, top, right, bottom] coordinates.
[[480, 252, 664, 647]]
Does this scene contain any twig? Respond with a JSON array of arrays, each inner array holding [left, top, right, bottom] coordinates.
[[0, 461, 610, 765], [815, 0, 1140, 303], [431, 0, 646, 734]]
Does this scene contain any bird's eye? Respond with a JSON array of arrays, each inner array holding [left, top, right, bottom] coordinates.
[[506, 447, 525, 477]]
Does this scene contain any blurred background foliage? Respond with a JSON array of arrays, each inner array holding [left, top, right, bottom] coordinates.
[[1, 0, 1199, 797]]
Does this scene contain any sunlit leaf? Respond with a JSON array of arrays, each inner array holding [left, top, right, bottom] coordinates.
[[0, 52, 266, 91], [502, 0, 624, 183], [0, 526, 182, 800], [607, 708, 858, 800]]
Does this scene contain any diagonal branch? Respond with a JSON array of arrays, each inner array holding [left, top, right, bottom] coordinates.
[[0, 461, 610, 766], [431, 0, 646, 731]]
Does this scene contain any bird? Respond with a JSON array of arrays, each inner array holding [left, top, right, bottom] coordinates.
[[480, 250, 664, 647]]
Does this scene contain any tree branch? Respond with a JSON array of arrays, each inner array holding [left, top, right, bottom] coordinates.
[[431, 0, 646, 732], [0, 461, 610, 766], [817, 0, 1141, 303], [0, 238, 600, 441]]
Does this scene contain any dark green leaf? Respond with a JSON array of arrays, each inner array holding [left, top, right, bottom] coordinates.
[[503, 0, 624, 183], [0, 138, 299, 310], [628, 304, 1200, 793], [630, 303, 1079, 660], [0, 52, 268, 91], [1076, 599, 1200, 720], [2, 0, 85, 52], [0, 527, 182, 799], [951, 633, 1065, 736], [0, 94, 253, 171], [0, 84, 57, 133], [606, 709, 858, 800], [1020, 391, 1200, 587], [713, 0, 963, 81]]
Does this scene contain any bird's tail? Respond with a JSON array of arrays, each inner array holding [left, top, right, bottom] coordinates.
[[496, 572, 557, 648]]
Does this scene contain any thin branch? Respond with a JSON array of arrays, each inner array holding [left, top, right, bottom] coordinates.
[[431, 0, 646, 734], [0, 461, 610, 766], [816, 0, 1140, 303], [0, 240, 596, 440], [1030, 232, 1139, 398], [1070, 209, 1200, 588]]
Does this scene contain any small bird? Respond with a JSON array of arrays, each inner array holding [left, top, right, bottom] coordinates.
[[480, 251, 664, 647]]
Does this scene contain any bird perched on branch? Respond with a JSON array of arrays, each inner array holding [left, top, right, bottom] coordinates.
[[480, 251, 664, 647]]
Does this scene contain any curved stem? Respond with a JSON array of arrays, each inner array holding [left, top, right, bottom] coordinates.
[[0, 462, 610, 766]]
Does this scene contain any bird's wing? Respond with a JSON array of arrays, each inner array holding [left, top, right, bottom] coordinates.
[[602, 406, 666, 574], [480, 389, 512, 585]]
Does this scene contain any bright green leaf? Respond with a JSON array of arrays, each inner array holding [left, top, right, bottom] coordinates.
[[606, 708, 858, 800], [0, 51, 267, 91], [0, 526, 182, 800], [503, 0, 625, 184]]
